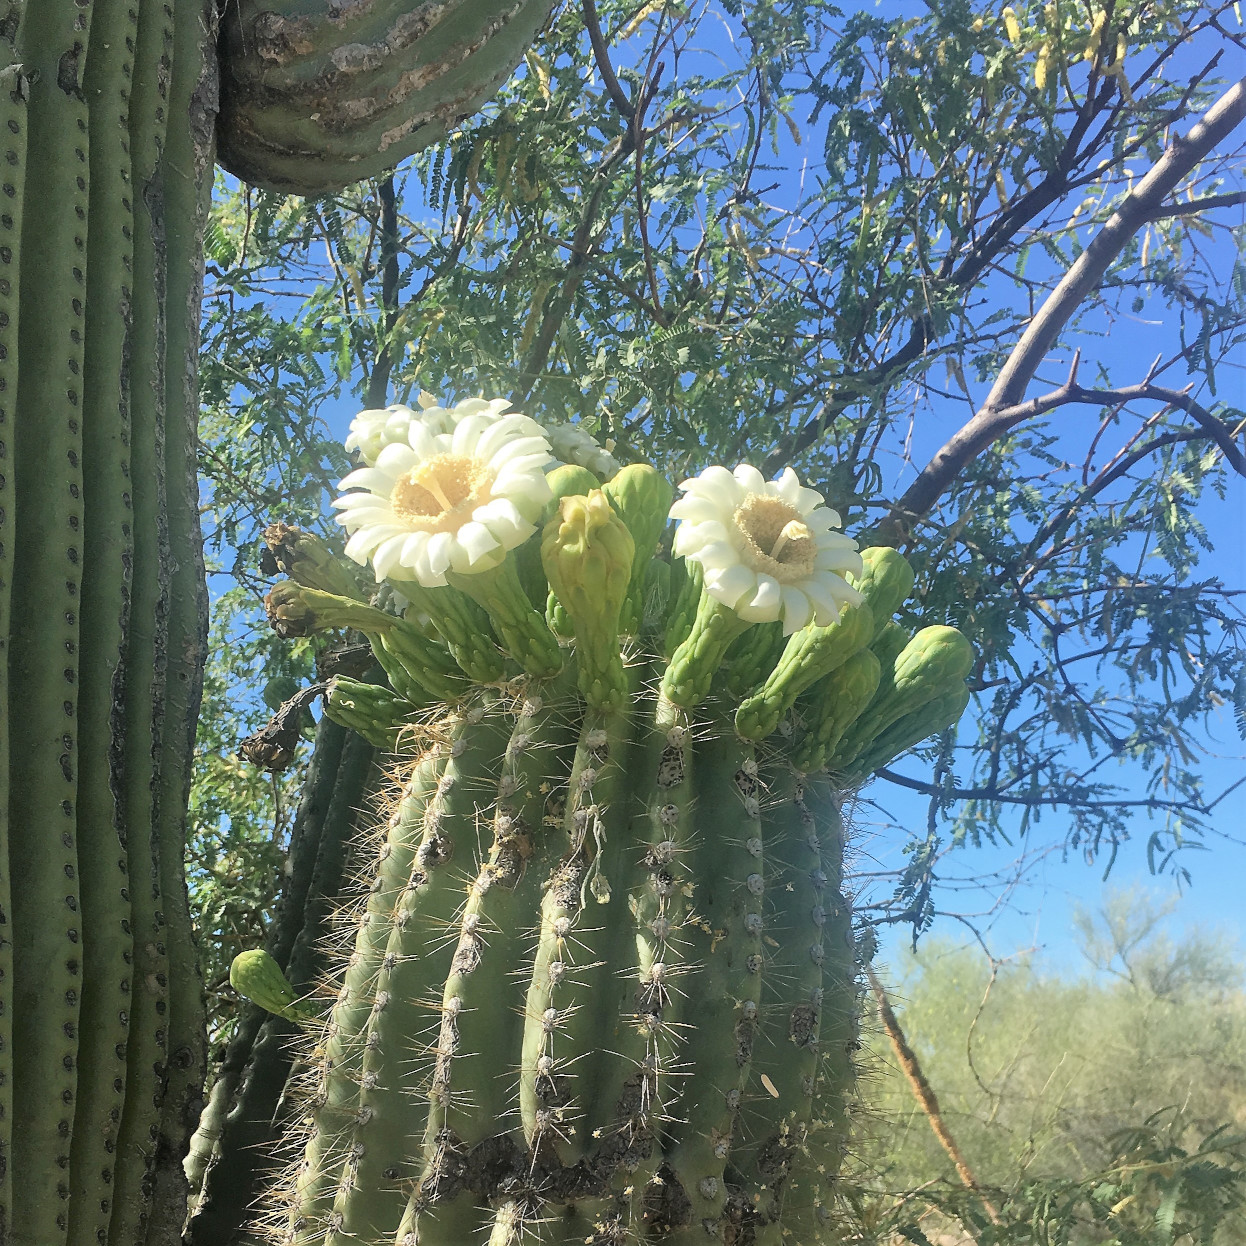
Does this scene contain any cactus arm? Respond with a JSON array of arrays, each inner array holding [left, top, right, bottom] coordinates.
[[0, 8, 25, 1238], [285, 742, 449, 1245], [64, 1, 142, 1240], [106, 1, 179, 1237], [216, 0, 558, 197], [7, 4, 93, 1241], [326, 696, 511, 1246], [0, 58, 21, 1246], [734, 602, 874, 742], [664, 725, 767, 1240]]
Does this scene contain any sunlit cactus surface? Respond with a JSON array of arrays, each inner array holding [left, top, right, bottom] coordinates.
[[232, 397, 975, 1246]]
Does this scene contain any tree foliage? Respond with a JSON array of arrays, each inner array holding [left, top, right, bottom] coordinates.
[[190, 0, 1246, 1018]]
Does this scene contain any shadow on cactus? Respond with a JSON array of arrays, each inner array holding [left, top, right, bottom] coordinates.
[[240, 397, 974, 1244]]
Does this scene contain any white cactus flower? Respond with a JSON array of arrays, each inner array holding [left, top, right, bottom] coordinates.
[[669, 464, 863, 634], [344, 396, 514, 466], [543, 420, 622, 479], [332, 406, 553, 586]]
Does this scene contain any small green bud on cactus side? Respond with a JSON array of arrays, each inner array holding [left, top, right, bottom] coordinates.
[[541, 491, 634, 710], [230, 950, 316, 1023], [600, 464, 675, 635]]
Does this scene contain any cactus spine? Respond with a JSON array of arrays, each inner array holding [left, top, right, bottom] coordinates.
[[237, 414, 974, 1244]]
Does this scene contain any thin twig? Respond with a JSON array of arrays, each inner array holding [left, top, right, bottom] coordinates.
[[866, 964, 1002, 1225]]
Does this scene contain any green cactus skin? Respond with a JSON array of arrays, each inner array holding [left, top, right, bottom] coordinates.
[[7, 5, 91, 1242], [319, 697, 512, 1246], [66, 1, 142, 1241], [216, 0, 560, 198], [791, 648, 882, 776], [735, 601, 874, 741], [600, 464, 676, 636], [284, 743, 449, 1246], [0, 11, 21, 1232], [850, 545, 916, 643], [663, 724, 766, 1238]]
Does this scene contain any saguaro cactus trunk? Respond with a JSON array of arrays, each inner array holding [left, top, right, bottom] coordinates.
[[0, 3, 216, 1243]]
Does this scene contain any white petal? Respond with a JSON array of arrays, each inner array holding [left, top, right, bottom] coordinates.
[[451, 414, 490, 456], [668, 494, 724, 525], [802, 576, 847, 624], [331, 492, 390, 514], [732, 464, 768, 496], [703, 561, 757, 609], [474, 497, 530, 544], [338, 465, 397, 494], [407, 419, 439, 460], [452, 521, 502, 571], [373, 442, 419, 477], [742, 574, 782, 619], [371, 533, 411, 581], [425, 531, 455, 579], [779, 586, 814, 634]]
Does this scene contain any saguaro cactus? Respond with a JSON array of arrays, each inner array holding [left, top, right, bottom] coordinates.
[[0, 4, 216, 1243], [2, 2, 566, 1242], [231, 400, 973, 1244]]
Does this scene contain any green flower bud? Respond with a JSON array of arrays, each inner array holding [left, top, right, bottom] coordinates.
[[601, 464, 675, 635], [541, 490, 635, 710], [229, 950, 316, 1023]]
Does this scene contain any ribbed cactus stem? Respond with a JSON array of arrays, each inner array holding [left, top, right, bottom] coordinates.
[[287, 745, 448, 1246], [664, 724, 765, 1240], [324, 696, 511, 1246]]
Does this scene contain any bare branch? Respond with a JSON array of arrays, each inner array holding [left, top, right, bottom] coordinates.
[[582, 0, 635, 121], [883, 76, 1246, 541], [1138, 187, 1246, 220]]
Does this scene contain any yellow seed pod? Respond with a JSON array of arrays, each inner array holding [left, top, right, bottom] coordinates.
[[972, 16, 984, 32], [1002, 6, 1021, 42]]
